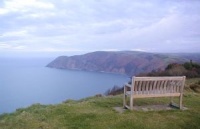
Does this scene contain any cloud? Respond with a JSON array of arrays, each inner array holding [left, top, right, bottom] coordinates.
[[0, 8, 7, 15], [13, 45, 26, 50], [0, 0, 54, 15], [0, 42, 26, 50], [0, 0, 200, 56], [3, 30, 28, 37], [0, 43, 11, 48], [39, 47, 83, 52]]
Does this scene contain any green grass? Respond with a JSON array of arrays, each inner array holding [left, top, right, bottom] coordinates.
[[0, 78, 200, 129]]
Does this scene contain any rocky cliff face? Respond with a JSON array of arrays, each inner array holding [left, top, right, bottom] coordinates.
[[46, 51, 198, 76]]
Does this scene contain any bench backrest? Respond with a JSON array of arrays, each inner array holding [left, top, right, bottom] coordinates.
[[131, 76, 186, 95]]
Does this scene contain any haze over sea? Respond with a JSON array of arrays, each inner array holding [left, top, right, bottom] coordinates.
[[0, 57, 128, 114]]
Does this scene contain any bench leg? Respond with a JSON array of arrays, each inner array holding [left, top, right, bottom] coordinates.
[[123, 86, 126, 108], [179, 94, 183, 110], [130, 96, 133, 110], [123, 94, 126, 108], [170, 96, 174, 105]]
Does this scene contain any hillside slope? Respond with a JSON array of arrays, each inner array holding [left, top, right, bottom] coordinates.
[[0, 78, 200, 129], [47, 51, 200, 75]]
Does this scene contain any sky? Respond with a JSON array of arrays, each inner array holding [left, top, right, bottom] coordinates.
[[0, 0, 200, 57]]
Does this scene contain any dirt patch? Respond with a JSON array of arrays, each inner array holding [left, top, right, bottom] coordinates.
[[114, 104, 188, 113], [113, 107, 126, 113], [190, 84, 200, 93]]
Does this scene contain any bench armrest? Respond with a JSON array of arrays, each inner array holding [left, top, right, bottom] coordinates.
[[124, 83, 132, 88]]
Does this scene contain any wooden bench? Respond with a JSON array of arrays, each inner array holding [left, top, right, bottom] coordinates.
[[123, 76, 186, 110]]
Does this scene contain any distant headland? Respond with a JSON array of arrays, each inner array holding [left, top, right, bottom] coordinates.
[[46, 51, 200, 76]]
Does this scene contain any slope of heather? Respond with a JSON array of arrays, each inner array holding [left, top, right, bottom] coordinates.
[[46, 51, 199, 76]]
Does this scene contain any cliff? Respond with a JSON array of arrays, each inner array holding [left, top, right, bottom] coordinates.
[[46, 51, 199, 76]]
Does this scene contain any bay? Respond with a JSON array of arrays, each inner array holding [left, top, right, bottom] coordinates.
[[0, 58, 129, 114]]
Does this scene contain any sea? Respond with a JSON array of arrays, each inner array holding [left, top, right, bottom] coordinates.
[[0, 57, 129, 114]]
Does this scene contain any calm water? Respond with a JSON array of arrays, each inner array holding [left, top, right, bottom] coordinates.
[[0, 58, 128, 114]]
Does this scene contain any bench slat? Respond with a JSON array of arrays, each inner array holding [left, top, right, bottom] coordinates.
[[133, 93, 181, 98], [133, 76, 185, 81], [163, 80, 167, 94], [138, 81, 142, 94]]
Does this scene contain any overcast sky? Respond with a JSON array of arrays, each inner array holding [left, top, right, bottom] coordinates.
[[0, 0, 200, 57]]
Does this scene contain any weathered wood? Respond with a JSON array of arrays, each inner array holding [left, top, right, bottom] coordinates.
[[133, 93, 180, 98], [123, 76, 186, 110]]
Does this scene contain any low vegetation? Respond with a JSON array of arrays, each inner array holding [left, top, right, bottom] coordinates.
[[0, 78, 200, 129], [139, 61, 200, 78], [106, 61, 200, 96]]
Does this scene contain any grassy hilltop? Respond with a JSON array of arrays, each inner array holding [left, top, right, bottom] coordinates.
[[0, 78, 200, 129]]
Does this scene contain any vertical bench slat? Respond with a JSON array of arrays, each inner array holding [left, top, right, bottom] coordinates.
[[137, 81, 141, 94], [144, 81, 147, 93], [174, 81, 176, 92], [141, 81, 144, 94], [146, 81, 150, 94], [167, 80, 171, 93], [160, 80, 163, 94], [135, 81, 138, 94], [148, 81, 151, 94], [159, 80, 163, 94], [148, 81, 151, 93], [162, 80, 166, 94], [156, 81, 161, 94], [163, 80, 167, 94], [158, 80, 161, 94], [149, 81, 153, 94], [153, 80, 157, 94], [176, 81, 179, 92], [155, 81, 158, 94], [179, 81, 182, 92], [138, 81, 142, 94], [145, 81, 148, 93], [142, 81, 147, 94], [170, 80, 174, 93], [178, 80, 181, 92], [152, 81, 155, 94], [173, 81, 176, 92], [169, 80, 173, 93], [134, 81, 138, 93]]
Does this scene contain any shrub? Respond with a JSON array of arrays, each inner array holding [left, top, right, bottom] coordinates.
[[190, 84, 200, 93], [186, 71, 199, 78], [105, 85, 123, 96], [184, 62, 193, 70]]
